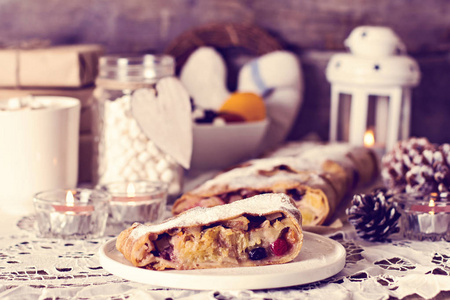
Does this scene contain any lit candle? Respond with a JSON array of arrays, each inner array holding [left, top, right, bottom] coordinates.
[[364, 129, 375, 147], [110, 183, 154, 202], [363, 128, 385, 158], [99, 181, 168, 233], [394, 193, 450, 241], [52, 191, 94, 212], [412, 196, 450, 234], [33, 189, 110, 239]]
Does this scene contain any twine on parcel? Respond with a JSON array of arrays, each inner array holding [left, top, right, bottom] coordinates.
[[0, 39, 51, 88]]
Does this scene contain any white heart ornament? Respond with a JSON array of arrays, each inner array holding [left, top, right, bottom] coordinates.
[[131, 77, 193, 169], [180, 47, 230, 110]]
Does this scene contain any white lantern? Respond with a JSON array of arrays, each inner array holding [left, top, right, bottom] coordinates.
[[326, 26, 421, 154]]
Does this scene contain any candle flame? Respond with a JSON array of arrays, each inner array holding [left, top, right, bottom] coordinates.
[[127, 183, 136, 197], [66, 191, 75, 207], [429, 198, 436, 215], [364, 129, 375, 147]]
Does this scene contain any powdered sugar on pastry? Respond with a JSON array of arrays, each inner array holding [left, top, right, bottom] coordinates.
[[295, 143, 354, 161], [195, 156, 324, 192], [195, 143, 361, 193], [265, 141, 321, 157], [130, 193, 300, 240]]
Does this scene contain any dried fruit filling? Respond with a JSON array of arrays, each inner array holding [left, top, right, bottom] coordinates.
[[177, 186, 311, 216], [271, 238, 289, 256], [146, 213, 299, 270]]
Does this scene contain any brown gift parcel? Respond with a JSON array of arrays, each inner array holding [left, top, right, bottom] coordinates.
[[0, 44, 104, 88]]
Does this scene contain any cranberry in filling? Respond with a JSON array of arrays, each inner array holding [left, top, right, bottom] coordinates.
[[270, 238, 288, 256]]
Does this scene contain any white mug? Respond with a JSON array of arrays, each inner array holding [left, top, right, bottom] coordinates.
[[0, 96, 80, 215]]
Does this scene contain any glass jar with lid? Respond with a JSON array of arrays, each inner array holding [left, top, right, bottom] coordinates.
[[92, 54, 183, 197]]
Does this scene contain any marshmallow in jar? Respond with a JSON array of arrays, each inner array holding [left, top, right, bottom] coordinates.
[[92, 55, 183, 196]]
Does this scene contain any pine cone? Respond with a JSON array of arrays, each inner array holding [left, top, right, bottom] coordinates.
[[381, 137, 439, 194], [431, 144, 450, 192], [346, 189, 401, 242]]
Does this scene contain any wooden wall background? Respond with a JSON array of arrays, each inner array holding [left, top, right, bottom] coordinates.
[[1, 0, 449, 146]]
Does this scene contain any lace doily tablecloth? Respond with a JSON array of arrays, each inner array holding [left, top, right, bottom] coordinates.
[[1, 212, 450, 300]]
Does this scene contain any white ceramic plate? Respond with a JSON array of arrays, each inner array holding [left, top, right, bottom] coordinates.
[[99, 231, 346, 290]]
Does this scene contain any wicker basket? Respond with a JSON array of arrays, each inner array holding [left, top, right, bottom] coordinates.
[[164, 23, 283, 74]]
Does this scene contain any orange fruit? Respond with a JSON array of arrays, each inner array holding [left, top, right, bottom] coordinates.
[[219, 92, 266, 122]]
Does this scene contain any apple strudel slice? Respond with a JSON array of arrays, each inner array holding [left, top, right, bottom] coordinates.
[[265, 141, 379, 188], [116, 193, 303, 270], [172, 166, 338, 226]]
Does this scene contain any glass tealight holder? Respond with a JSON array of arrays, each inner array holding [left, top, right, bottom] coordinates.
[[98, 180, 168, 233], [394, 192, 450, 241], [33, 188, 110, 239]]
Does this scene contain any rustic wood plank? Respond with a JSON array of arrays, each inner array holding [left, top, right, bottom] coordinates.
[[0, 0, 448, 148], [0, 0, 448, 53]]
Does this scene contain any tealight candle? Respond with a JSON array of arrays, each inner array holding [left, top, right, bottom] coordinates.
[[99, 181, 168, 233], [363, 128, 385, 159], [394, 192, 450, 241], [33, 189, 110, 239]]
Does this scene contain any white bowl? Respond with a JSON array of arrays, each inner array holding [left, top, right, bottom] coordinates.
[[190, 119, 269, 170]]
